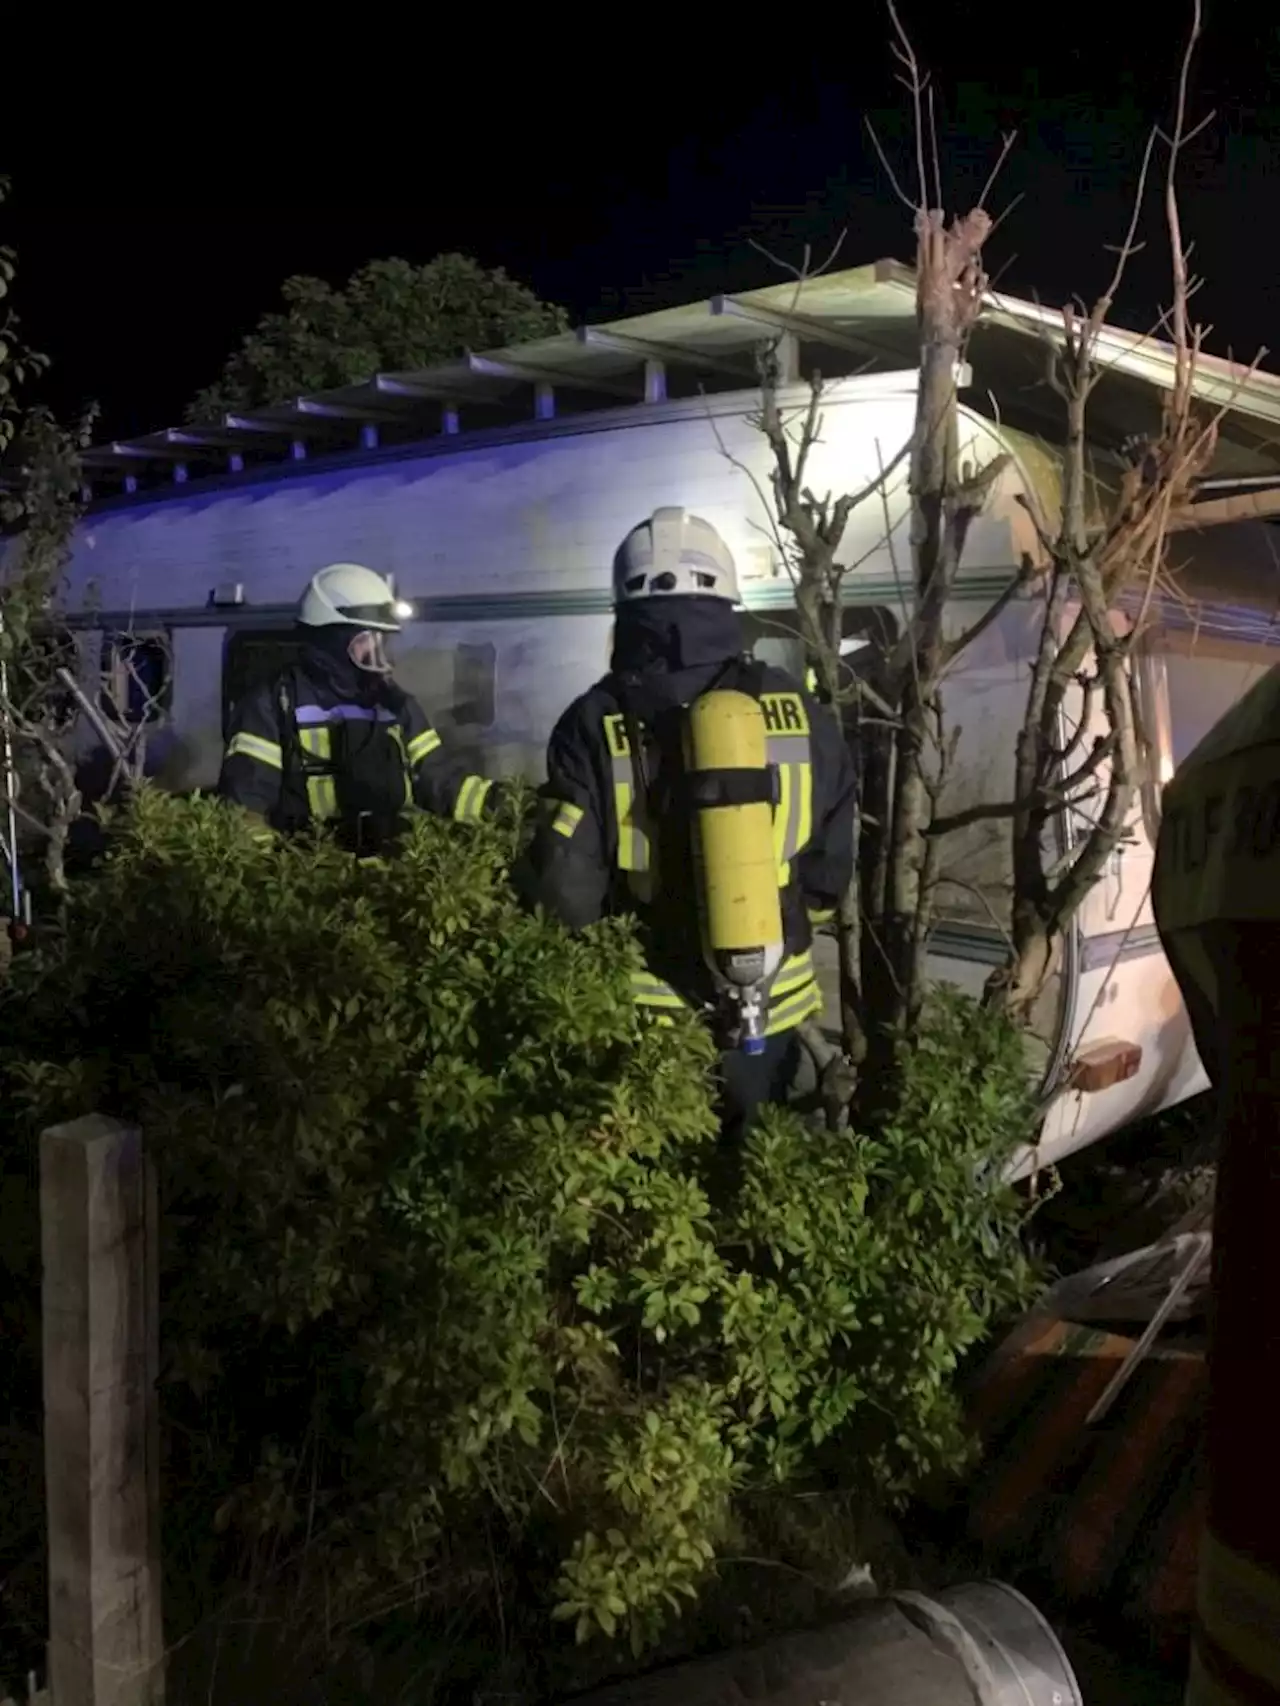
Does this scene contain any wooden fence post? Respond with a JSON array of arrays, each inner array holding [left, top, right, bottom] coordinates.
[[41, 1114, 163, 1706]]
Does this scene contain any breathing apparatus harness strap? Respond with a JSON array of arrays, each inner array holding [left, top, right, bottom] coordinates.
[[273, 669, 400, 856], [613, 653, 769, 821], [274, 669, 310, 834], [612, 656, 783, 1044]]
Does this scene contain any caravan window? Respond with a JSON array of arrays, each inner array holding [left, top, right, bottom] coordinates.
[[100, 633, 172, 725], [222, 629, 306, 740], [741, 605, 897, 691]]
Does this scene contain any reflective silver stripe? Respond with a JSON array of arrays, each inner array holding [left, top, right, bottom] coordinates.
[[296, 702, 397, 725], [767, 979, 823, 1032], [768, 736, 812, 872], [766, 734, 811, 763], [771, 951, 815, 995]]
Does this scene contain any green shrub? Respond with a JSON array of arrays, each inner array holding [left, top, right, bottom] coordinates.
[[2, 788, 1037, 1657]]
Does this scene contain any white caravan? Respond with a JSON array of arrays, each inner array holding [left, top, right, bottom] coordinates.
[[25, 261, 1280, 1177]]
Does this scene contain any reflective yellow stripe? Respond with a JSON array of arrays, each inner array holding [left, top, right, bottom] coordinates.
[[771, 759, 813, 869], [794, 759, 812, 854], [387, 725, 414, 807], [629, 953, 819, 1033], [407, 727, 442, 765], [552, 801, 585, 839], [226, 731, 283, 769], [1198, 1530, 1280, 1693], [614, 778, 651, 873], [299, 726, 338, 819], [766, 979, 823, 1033], [453, 775, 492, 823], [773, 761, 791, 874], [606, 693, 811, 907], [808, 906, 836, 925], [629, 976, 688, 1010], [771, 952, 815, 996]]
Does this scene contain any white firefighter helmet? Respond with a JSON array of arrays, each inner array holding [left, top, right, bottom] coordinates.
[[298, 563, 411, 632], [612, 508, 741, 606]]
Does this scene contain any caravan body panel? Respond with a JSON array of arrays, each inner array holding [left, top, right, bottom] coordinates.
[[44, 379, 1280, 1172]]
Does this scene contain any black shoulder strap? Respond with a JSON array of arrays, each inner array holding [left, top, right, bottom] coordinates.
[[275, 667, 310, 800], [276, 668, 298, 751], [618, 698, 654, 817]]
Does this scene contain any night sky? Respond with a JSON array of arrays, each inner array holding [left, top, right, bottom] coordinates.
[[7, 5, 1279, 444]]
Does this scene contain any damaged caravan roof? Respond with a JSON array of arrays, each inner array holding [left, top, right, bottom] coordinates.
[[68, 257, 1280, 508]]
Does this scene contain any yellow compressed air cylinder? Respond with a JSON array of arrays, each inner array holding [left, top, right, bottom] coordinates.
[[686, 690, 783, 972]]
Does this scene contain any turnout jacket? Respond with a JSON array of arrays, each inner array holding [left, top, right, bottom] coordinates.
[[219, 647, 492, 846], [517, 602, 857, 1035]]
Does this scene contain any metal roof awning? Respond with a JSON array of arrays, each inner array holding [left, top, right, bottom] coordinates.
[[76, 258, 1280, 487]]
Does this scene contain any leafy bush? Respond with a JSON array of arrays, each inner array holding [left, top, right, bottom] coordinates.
[[2, 788, 1037, 1658]]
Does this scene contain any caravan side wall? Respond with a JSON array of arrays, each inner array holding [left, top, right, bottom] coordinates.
[[53, 383, 1279, 1169], [62, 380, 1032, 780]]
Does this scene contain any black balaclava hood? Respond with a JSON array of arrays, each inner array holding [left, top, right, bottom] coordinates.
[[299, 623, 397, 704], [610, 596, 745, 713]]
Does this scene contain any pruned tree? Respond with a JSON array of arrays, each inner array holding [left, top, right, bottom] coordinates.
[[752, 0, 1255, 1099]]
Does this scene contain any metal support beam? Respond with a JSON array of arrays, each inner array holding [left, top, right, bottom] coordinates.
[[710, 293, 888, 362], [373, 373, 460, 403], [645, 359, 666, 403], [162, 426, 254, 451], [124, 475, 138, 495], [92, 441, 184, 463], [360, 423, 379, 451], [466, 352, 641, 400], [220, 417, 289, 440], [534, 382, 555, 421], [442, 404, 460, 435], [290, 440, 306, 462], [173, 464, 188, 485], [228, 452, 244, 474], [223, 415, 316, 441], [293, 397, 406, 426], [576, 324, 757, 383]]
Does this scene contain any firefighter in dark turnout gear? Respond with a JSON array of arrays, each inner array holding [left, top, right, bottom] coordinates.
[[219, 562, 495, 852], [515, 508, 858, 1142], [1151, 665, 1280, 1705]]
